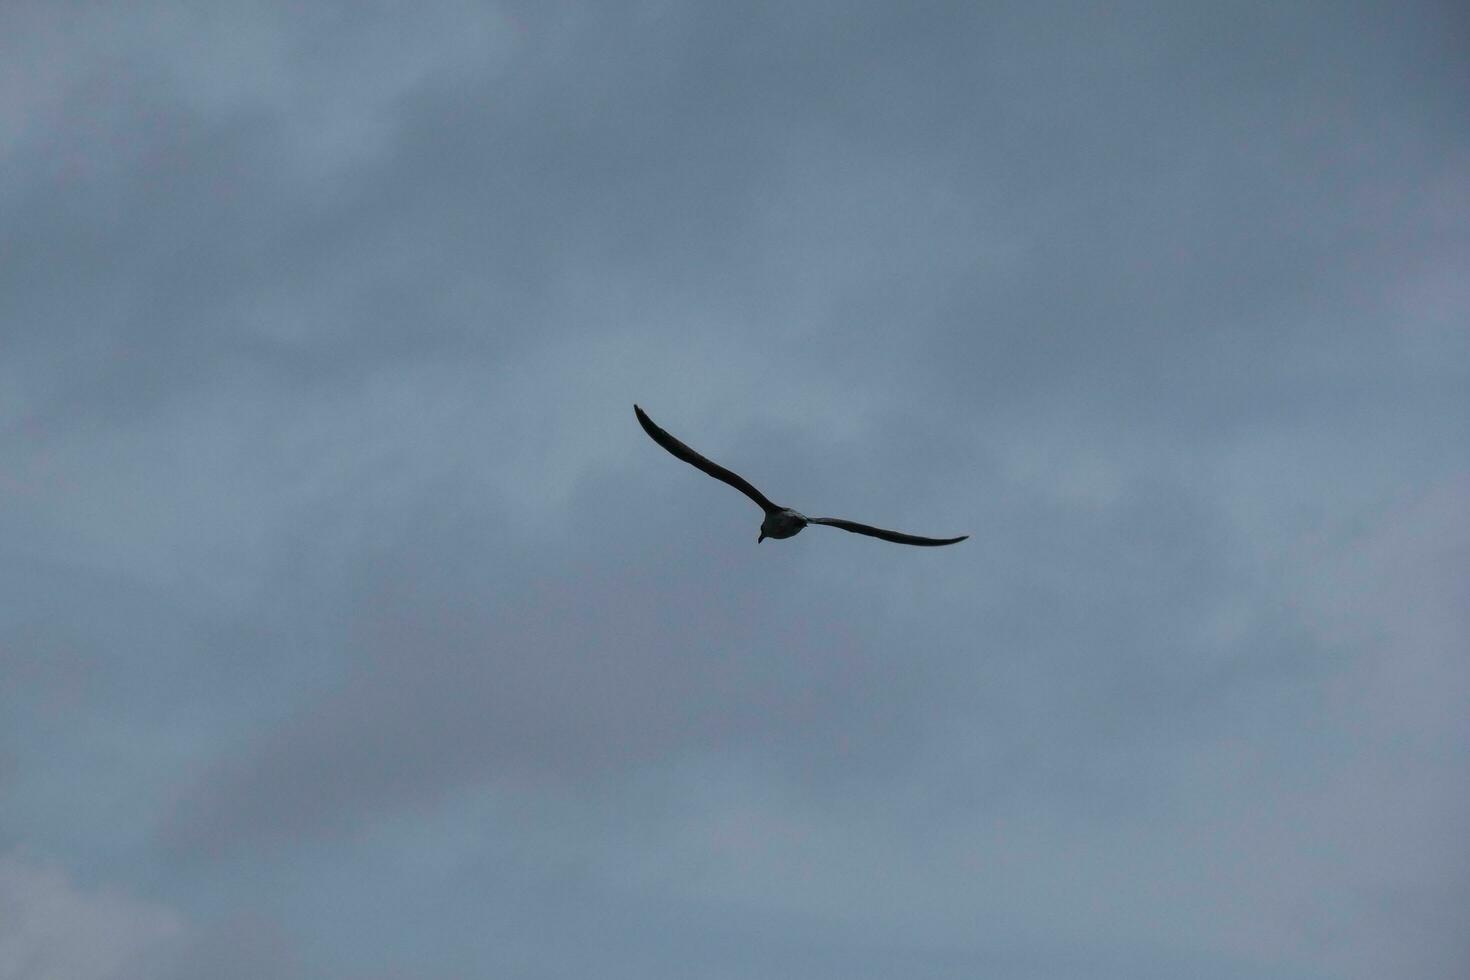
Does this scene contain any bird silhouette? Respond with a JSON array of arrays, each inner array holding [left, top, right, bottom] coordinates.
[[634, 404, 968, 546]]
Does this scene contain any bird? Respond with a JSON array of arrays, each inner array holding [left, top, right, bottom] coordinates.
[[634, 404, 968, 546]]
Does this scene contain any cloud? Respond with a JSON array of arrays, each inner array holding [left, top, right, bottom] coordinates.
[[2, 2, 1467, 977], [0, 852, 181, 980], [158, 455, 966, 852], [0, 1, 517, 173]]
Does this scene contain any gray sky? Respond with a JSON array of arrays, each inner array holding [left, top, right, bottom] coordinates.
[[2, 2, 1467, 977]]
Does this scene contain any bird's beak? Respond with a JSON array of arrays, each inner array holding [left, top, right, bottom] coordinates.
[[757, 533, 765, 543]]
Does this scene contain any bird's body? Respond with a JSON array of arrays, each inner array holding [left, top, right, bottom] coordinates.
[[634, 404, 967, 547], [759, 508, 808, 542]]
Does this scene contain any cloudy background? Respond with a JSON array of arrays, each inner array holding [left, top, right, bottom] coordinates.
[[3, 2, 1467, 977]]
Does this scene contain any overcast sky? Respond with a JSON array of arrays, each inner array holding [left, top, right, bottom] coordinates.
[[2, 2, 1467, 978]]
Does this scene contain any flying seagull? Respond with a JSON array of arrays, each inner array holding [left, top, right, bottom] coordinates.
[[634, 404, 968, 546]]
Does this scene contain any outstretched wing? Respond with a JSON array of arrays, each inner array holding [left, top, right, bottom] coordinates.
[[808, 517, 968, 547], [634, 404, 778, 514]]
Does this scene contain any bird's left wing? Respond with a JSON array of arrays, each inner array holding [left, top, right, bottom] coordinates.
[[634, 405, 779, 514], [808, 517, 968, 547]]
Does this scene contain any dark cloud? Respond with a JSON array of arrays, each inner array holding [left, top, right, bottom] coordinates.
[[2, 2, 1466, 977]]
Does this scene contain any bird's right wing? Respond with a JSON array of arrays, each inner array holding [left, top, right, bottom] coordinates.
[[808, 517, 968, 547], [634, 404, 778, 514]]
